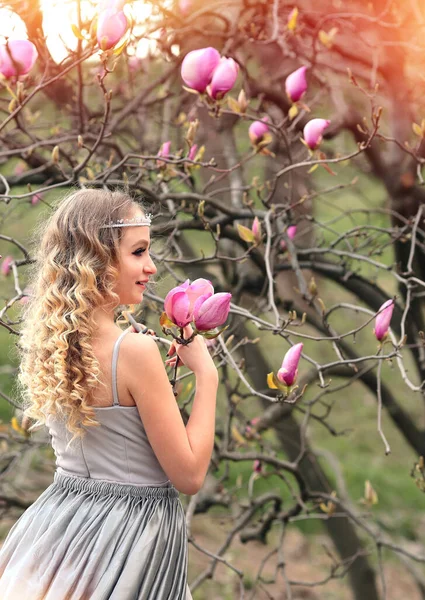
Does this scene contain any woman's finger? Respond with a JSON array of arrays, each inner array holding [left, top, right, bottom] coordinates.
[[165, 356, 182, 367], [167, 342, 176, 356], [182, 324, 193, 339]]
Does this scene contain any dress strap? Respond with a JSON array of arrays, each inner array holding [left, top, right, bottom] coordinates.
[[111, 328, 131, 406]]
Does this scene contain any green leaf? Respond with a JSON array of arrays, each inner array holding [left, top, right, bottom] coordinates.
[[288, 104, 298, 120], [267, 372, 278, 389], [160, 311, 174, 329], [198, 324, 229, 339], [237, 223, 255, 243], [227, 96, 240, 113], [412, 122, 423, 137], [71, 24, 85, 40], [267, 371, 288, 392]]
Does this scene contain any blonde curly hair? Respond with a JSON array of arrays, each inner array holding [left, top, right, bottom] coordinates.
[[17, 188, 147, 446]]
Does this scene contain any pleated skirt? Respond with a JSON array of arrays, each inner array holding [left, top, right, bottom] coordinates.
[[0, 471, 193, 600]]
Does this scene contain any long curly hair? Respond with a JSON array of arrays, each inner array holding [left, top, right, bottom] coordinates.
[[16, 188, 148, 447]]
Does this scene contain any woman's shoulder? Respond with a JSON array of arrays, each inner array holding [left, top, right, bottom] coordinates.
[[121, 331, 163, 384], [122, 329, 158, 355]]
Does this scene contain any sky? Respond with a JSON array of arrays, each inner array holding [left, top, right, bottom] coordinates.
[[0, 1, 157, 62]]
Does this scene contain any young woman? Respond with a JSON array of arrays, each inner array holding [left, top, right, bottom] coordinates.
[[0, 189, 219, 599]]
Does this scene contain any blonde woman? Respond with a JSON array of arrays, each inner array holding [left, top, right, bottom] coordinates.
[[0, 189, 218, 599]]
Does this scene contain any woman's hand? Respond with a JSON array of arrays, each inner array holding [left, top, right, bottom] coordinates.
[[164, 324, 217, 376]]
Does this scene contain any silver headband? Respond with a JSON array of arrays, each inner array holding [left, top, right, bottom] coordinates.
[[100, 213, 152, 229]]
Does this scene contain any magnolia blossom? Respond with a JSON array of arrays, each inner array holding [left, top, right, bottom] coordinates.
[[303, 118, 330, 150], [97, 7, 128, 50], [188, 144, 198, 160], [374, 299, 394, 342], [19, 285, 32, 305], [207, 57, 239, 100], [164, 278, 214, 328], [277, 343, 303, 387], [31, 192, 44, 206], [280, 224, 297, 251], [158, 141, 171, 158], [0, 40, 38, 78], [1, 256, 14, 276], [248, 118, 270, 145], [287, 225, 297, 239], [193, 292, 232, 331], [14, 162, 26, 176], [252, 217, 261, 242], [285, 66, 308, 103], [181, 47, 221, 93], [253, 460, 263, 474]]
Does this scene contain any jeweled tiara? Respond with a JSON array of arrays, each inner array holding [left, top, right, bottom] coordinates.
[[100, 213, 153, 229]]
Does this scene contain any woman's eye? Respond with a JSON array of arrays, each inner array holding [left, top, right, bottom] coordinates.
[[133, 248, 146, 255]]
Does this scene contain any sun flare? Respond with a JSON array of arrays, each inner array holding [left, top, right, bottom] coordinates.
[[0, 1, 157, 63]]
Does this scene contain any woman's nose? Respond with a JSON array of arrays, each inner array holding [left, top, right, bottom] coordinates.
[[145, 255, 157, 274]]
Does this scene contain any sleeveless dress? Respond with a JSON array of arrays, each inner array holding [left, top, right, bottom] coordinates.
[[0, 328, 193, 600]]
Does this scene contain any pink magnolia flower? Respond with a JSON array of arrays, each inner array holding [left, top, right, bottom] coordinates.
[[188, 144, 198, 160], [277, 343, 303, 387], [374, 299, 394, 342], [31, 191, 44, 206], [252, 217, 261, 242], [1, 256, 14, 276], [14, 162, 26, 176], [164, 278, 214, 328], [158, 141, 171, 159], [285, 66, 308, 103], [0, 40, 38, 79], [280, 224, 297, 251], [193, 292, 232, 331], [248, 117, 270, 145], [97, 8, 128, 51], [253, 460, 263, 474], [181, 47, 221, 93], [287, 225, 297, 239], [186, 278, 214, 307], [207, 57, 239, 100], [164, 290, 191, 327], [303, 118, 330, 150], [19, 285, 32, 305]]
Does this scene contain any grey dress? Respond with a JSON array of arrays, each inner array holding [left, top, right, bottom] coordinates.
[[0, 328, 193, 599]]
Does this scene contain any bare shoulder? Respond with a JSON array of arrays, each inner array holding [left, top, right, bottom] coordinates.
[[121, 332, 161, 375], [123, 330, 158, 351]]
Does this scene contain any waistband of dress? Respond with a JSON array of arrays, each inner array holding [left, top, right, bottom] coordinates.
[[53, 471, 179, 499]]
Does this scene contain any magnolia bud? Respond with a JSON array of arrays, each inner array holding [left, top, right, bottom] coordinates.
[[186, 118, 199, 146], [238, 89, 248, 113], [51, 146, 60, 163]]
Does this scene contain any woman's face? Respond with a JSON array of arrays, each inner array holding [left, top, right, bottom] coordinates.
[[114, 209, 157, 305]]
